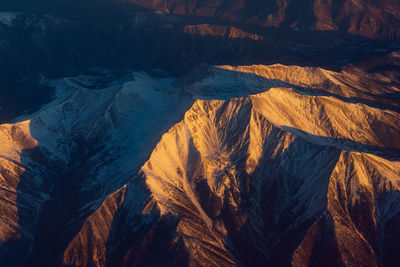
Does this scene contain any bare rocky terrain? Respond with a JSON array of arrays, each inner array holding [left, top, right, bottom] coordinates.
[[0, 1, 399, 267]]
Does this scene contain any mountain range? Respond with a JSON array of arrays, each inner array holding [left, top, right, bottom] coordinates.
[[0, 1, 399, 267]]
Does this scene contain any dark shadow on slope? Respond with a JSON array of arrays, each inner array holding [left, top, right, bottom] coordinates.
[[291, 87, 400, 113], [0, 144, 60, 266], [0, 7, 397, 79], [0, 55, 399, 267], [186, 66, 400, 112], [104, 183, 189, 267], [4, 0, 400, 40], [0, 75, 55, 124], [26, 153, 104, 266], [189, 122, 343, 266], [0, 74, 195, 266], [282, 126, 400, 161], [381, 202, 400, 267], [106, 215, 189, 267], [250, 135, 341, 266], [0, 5, 398, 122], [227, 119, 397, 266], [294, 212, 345, 267]]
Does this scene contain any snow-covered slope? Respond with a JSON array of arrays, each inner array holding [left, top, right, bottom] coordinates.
[[0, 71, 192, 266], [0, 61, 399, 266]]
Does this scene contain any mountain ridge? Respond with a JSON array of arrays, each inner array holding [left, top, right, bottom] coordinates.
[[5, 0, 399, 40], [0, 61, 399, 266]]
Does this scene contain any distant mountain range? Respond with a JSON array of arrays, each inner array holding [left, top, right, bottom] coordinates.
[[3, 0, 400, 39]]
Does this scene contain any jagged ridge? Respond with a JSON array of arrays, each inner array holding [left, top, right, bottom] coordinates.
[[0, 61, 399, 266]]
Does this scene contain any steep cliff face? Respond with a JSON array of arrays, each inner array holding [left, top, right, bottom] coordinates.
[[1, 59, 398, 266]]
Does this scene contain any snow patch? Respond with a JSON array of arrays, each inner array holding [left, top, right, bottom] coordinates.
[[0, 12, 17, 26]]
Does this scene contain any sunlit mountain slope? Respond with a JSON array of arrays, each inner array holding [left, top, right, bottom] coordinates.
[[1, 60, 398, 266]]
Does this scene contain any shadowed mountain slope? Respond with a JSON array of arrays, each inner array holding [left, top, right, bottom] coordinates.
[[7, 0, 398, 39], [0, 60, 399, 266]]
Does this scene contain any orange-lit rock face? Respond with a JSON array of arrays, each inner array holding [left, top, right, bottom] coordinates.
[[1, 1, 400, 266], [0, 61, 399, 266], [140, 74, 400, 265], [0, 120, 38, 242], [63, 186, 127, 267], [126, 0, 400, 39], [184, 24, 263, 40]]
